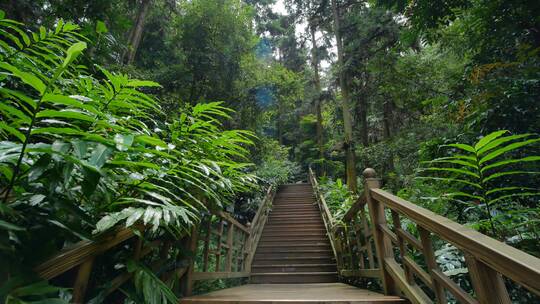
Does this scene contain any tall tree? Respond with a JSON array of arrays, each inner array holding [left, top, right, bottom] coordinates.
[[331, 0, 357, 191], [124, 0, 153, 65]]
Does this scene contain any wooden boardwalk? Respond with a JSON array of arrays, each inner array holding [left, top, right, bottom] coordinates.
[[180, 283, 405, 303]]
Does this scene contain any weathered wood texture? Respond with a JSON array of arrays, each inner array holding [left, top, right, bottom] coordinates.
[[322, 167, 540, 304], [181, 283, 406, 303]]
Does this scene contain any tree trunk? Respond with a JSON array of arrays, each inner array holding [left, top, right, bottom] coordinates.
[[332, 0, 357, 192], [125, 0, 152, 65], [357, 86, 369, 147], [310, 22, 325, 165]]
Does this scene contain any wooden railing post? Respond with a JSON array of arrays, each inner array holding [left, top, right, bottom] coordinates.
[[180, 224, 199, 297], [464, 253, 511, 304], [363, 168, 396, 295], [225, 223, 234, 272], [418, 226, 447, 304], [72, 257, 94, 304]]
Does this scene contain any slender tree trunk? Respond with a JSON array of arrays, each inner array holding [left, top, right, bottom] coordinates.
[[332, 0, 357, 192], [357, 89, 369, 147], [310, 22, 324, 165], [382, 98, 395, 173], [125, 0, 152, 65]]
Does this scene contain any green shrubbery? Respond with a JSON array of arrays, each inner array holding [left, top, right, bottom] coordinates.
[[0, 14, 256, 303]]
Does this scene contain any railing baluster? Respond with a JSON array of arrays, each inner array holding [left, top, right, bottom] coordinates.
[[72, 257, 94, 304], [202, 216, 212, 272], [215, 219, 224, 272], [391, 210, 414, 285], [418, 226, 447, 304], [225, 222, 235, 272], [363, 168, 397, 295], [465, 253, 511, 304]]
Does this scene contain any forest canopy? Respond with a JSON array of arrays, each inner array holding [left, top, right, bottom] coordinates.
[[0, 0, 539, 303]]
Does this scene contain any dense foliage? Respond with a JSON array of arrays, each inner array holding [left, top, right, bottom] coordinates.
[[0, 0, 539, 302]]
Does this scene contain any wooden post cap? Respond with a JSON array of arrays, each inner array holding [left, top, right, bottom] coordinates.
[[363, 168, 377, 178]]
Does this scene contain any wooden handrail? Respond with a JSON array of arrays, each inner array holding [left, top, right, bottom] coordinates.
[[371, 188, 540, 296], [309, 167, 341, 268], [33, 199, 263, 302], [244, 185, 274, 271], [328, 167, 540, 304]]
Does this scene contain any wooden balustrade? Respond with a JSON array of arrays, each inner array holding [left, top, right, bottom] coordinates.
[[33, 185, 274, 302], [310, 168, 540, 304]]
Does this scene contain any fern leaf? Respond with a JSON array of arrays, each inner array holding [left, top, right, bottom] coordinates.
[[479, 138, 540, 164]]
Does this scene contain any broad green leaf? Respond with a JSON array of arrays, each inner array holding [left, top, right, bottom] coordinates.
[[474, 130, 508, 151], [114, 134, 134, 151], [31, 127, 83, 136], [424, 159, 478, 169], [96, 20, 108, 34], [444, 192, 484, 201], [62, 41, 87, 68], [415, 176, 482, 189], [126, 80, 162, 87], [421, 167, 479, 178], [36, 109, 95, 122], [88, 144, 112, 169], [483, 171, 540, 183], [486, 187, 537, 195], [0, 62, 46, 94], [108, 160, 159, 169], [488, 192, 540, 205], [481, 156, 540, 173], [135, 135, 167, 147], [477, 134, 532, 156], [0, 102, 31, 124], [444, 143, 476, 153], [0, 121, 26, 142], [479, 138, 540, 164]]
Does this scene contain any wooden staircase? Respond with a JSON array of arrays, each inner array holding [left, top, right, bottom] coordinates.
[[250, 183, 338, 283]]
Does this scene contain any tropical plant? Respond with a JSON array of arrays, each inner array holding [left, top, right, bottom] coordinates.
[[421, 130, 540, 236], [0, 12, 256, 302]]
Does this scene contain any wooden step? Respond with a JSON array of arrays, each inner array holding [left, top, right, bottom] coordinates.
[[254, 252, 334, 259], [253, 256, 335, 265], [259, 235, 328, 242], [252, 263, 337, 273], [261, 229, 326, 238], [180, 283, 407, 303], [256, 243, 332, 251], [269, 210, 320, 215], [250, 272, 338, 284], [268, 214, 322, 219], [254, 248, 333, 255]]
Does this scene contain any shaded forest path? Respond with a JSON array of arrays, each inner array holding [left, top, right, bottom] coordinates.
[[181, 183, 405, 303], [34, 169, 540, 303]]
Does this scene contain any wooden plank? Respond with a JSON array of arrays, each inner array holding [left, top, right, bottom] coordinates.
[[391, 211, 414, 285], [418, 226, 447, 304], [35, 227, 135, 280], [465, 253, 511, 304], [403, 256, 433, 289], [181, 282, 407, 303], [225, 223, 234, 272], [384, 258, 431, 304], [181, 225, 199, 297], [371, 188, 540, 296], [202, 217, 212, 272], [378, 223, 398, 245], [72, 257, 94, 304], [340, 268, 381, 278], [363, 170, 397, 296], [192, 271, 249, 281], [342, 193, 366, 222], [431, 270, 478, 304], [216, 210, 250, 234], [397, 228, 423, 251], [215, 219, 224, 272]]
